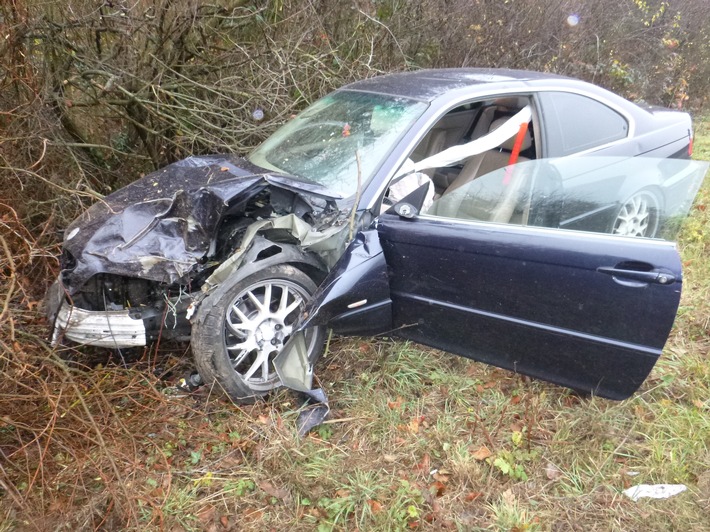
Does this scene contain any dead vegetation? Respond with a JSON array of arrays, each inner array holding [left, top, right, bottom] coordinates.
[[1, 0, 710, 529]]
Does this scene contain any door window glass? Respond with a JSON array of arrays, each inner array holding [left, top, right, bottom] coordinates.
[[424, 157, 708, 240]]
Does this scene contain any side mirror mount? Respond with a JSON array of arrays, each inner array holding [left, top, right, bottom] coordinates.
[[394, 202, 418, 219]]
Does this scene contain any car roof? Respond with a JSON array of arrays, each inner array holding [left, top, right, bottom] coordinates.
[[340, 68, 573, 101]]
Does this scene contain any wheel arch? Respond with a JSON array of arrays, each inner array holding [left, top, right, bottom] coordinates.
[[191, 261, 324, 402], [205, 235, 328, 292]]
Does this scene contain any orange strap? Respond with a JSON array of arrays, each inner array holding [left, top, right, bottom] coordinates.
[[503, 122, 529, 185]]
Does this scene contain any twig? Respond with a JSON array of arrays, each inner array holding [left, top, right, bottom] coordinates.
[[27, 138, 48, 170], [357, 9, 407, 62], [0, 235, 17, 332]]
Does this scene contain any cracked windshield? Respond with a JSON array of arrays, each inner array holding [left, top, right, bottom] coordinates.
[[249, 91, 428, 197]]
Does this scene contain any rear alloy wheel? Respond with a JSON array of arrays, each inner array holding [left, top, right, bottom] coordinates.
[[192, 265, 324, 402], [612, 190, 661, 238]]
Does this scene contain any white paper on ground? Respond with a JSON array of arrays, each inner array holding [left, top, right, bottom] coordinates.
[[623, 484, 687, 501]]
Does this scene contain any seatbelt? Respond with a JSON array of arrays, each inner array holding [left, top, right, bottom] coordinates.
[[503, 121, 529, 185]]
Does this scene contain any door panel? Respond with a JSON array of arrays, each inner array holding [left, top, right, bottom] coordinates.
[[377, 214, 682, 399]]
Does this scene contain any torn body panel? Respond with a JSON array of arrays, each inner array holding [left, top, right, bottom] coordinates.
[[274, 229, 392, 392], [297, 229, 392, 335], [60, 155, 345, 295], [53, 305, 147, 348], [49, 155, 354, 349], [62, 156, 263, 294]]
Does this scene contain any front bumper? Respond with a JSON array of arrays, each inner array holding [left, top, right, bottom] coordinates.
[[52, 301, 147, 348], [47, 280, 147, 348]]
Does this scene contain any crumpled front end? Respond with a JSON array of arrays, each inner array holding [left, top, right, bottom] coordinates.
[[49, 154, 351, 349], [47, 275, 196, 348]]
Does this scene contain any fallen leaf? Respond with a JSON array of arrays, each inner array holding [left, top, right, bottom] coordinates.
[[465, 491, 483, 502], [384, 454, 397, 463], [510, 395, 521, 405], [409, 416, 424, 433], [258, 481, 291, 502], [335, 489, 351, 498], [545, 462, 564, 481], [510, 422, 524, 433], [501, 488, 516, 506], [634, 405, 653, 421], [148, 486, 165, 498], [242, 508, 264, 522], [432, 470, 450, 482], [388, 397, 404, 410], [367, 499, 383, 513], [563, 395, 581, 407], [471, 446, 492, 461], [415, 453, 431, 473], [430, 480, 446, 497], [197, 505, 216, 523]]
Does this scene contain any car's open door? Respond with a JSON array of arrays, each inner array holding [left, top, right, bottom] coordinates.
[[374, 157, 707, 399], [278, 157, 706, 399]]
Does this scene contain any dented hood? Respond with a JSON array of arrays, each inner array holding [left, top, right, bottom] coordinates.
[[61, 155, 335, 293]]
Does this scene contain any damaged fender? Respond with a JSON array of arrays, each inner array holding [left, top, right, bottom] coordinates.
[[274, 229, 392, 392], [203, 213, 349, 291]]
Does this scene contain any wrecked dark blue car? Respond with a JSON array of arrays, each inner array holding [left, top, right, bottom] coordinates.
[[48, 68, 707, 407]]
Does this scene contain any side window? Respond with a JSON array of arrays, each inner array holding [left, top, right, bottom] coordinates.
[[386, 96, 537, 206], [539, 92, 628, 156], [424, 157, 707, 241]]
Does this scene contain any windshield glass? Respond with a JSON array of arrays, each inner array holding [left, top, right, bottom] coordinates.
[[248, 91, 428, 197]]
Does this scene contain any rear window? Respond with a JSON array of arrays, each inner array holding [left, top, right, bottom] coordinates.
[[540, 92, 629, 156]]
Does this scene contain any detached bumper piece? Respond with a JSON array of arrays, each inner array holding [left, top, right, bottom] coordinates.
[[52, 301, 147, 348]]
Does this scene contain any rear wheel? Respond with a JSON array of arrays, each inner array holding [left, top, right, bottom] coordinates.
[[192, 264, 324, 402], [612, 190, 661, 238]]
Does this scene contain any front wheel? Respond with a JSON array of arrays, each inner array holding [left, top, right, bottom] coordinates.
[[612, 190, 662, 238], [192, 265, 324, 403]]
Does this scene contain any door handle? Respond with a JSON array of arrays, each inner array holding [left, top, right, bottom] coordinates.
[[597, 266, 676, 286]]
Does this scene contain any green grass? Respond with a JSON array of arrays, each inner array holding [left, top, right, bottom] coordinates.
[[2, 119, 710, 531]]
